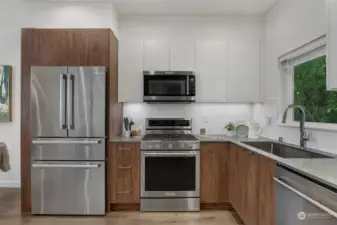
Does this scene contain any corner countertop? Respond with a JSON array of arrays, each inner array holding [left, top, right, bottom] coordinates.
[[110, 134, 337, 190], [110, 136, 143, 143]]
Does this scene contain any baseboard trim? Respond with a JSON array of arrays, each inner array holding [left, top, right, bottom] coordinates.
[[200, 202, 232, 210], [110, 203, 140, 211], [0, 181, 20, 188], [231, 212, 244, 225]]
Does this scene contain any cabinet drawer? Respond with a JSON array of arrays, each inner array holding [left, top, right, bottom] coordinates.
[[112, 143, 138, 164], [113, 166, 139, 204], [110, 143, 140, 204]]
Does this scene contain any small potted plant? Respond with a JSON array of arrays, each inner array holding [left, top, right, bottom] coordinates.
[[225, 122, 236, 137], [123, 117, 134, 138]]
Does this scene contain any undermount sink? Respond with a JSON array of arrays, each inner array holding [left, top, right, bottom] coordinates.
[[241, 141, 333, 159]]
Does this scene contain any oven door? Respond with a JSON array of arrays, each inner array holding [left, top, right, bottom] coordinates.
[[143, 75, 194, 102], [141, 151, 200, 198]]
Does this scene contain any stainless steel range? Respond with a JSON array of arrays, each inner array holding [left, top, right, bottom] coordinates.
[[140, 118, 200, 212]]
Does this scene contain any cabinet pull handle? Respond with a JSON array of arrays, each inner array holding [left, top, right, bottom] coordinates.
[[118, 147, 132, 151], [118, 166, 132, 169], [117, 191, 131, 194]]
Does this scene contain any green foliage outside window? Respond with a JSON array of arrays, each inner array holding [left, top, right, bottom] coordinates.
[[294, 55, 337, 123]]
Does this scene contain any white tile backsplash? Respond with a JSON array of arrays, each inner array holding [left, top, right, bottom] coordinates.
[[123, 103, 256, 135]]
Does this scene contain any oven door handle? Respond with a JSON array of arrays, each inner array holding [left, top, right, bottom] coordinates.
[[143, 152, 197, 157]]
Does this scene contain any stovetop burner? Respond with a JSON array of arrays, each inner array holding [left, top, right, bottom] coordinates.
[[141, 118, 200, 150], [142, 134, 198, 142]]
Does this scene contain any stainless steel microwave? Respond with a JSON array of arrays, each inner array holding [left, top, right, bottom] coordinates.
[[143, 71, 196, 103]]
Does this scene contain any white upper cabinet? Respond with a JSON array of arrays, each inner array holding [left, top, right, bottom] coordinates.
[[169, 33, 195, 71], [196, 38, 227, 102], [143, 34, 170, 71], [327, 0, 337, 90], [227, 37, 260, 102], [118, 36, 144, 102]]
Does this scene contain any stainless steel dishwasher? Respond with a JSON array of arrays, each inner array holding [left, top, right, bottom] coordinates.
[[274, 165, 337, 225]]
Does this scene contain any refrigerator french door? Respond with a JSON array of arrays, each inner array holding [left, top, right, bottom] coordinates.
[[31, 66, 106, 138], [30, 66, 107, 215]]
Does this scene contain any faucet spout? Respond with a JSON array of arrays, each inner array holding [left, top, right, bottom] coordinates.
[[282, 104, 309, 148]]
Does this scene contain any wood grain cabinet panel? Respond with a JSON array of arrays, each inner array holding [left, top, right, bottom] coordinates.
[[243, 152, 259, 225], [257, 157, 276, 225], [70, 29, 110, 66], [229, 144, 239, 211], [229, 144, 276, 225], [200, 143, 230, 204], [110, 143, 140, 204], [229, 144, 247, 217]]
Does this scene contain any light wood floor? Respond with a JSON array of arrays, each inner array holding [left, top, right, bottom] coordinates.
[[0, 188, 240, 225]]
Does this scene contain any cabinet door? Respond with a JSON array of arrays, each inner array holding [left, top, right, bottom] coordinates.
[[70, 29, 110, 66], [237, 148, 249, 220], [257, 157, 276, 225], [244, 153, 259, 225], [143, 37, 169, 71], [327, 0, 337, 90], [229, 145, 241, 212], [118, 37, 143, 102], [110, 143, 140, 204], [21, 29, 109, 66], [227, 38, 260, 102], [170, 34, 195, 71], [196, 39, 227, 102], [200, 143, 230, 203]]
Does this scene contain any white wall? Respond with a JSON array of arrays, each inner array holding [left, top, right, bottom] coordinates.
[[0, 0, 119, 187], [262, 0, 337, 154], [124, 103, 255, 135]]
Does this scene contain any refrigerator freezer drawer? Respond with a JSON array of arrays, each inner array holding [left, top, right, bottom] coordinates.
[[31, 138, 106, 161], [31, 161, 105, 215]]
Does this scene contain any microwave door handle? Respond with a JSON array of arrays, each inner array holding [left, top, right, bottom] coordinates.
[[186, 75, 189, 95], [59, 74, 67, 129]]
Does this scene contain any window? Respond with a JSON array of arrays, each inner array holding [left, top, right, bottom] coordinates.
[[294, 55, 337, 123], [280, 36, 337, 129]]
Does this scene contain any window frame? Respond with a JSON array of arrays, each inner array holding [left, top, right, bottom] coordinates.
[[277, 35, 337, 131]]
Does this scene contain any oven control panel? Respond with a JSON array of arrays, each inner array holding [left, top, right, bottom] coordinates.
[[141, 142, 200, 150]]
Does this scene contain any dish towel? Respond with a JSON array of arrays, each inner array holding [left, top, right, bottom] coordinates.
[[0, 143, 10, 172]]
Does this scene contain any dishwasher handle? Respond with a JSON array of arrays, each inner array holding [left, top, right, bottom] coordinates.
[[273, 177, 337, 219], [32, 163, 101, 169]]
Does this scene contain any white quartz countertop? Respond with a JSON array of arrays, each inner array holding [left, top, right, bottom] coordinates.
[[110, 136, 143, 143], [111, 134, 337, 190]]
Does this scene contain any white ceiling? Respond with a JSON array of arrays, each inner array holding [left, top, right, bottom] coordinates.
[[112, 0, 280, 16], [25, 0, 280, 16]]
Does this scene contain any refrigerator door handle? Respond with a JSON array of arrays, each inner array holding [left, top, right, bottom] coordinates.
[[67, 74, 75, 130], [32, 139, 103, 144], [59, 74, 67, 129]]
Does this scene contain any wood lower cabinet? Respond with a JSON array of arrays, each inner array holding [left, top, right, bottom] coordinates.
[[244, 152, 259, 225], [229, 144, 275, 225], [257, 156, 276, 225], [109, 143, 140, 207], [230, 145, 250, 220], [200, 143, 230, 205]]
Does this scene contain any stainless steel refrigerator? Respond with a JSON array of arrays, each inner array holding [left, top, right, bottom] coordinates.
[[30, 66, 106, 215]]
